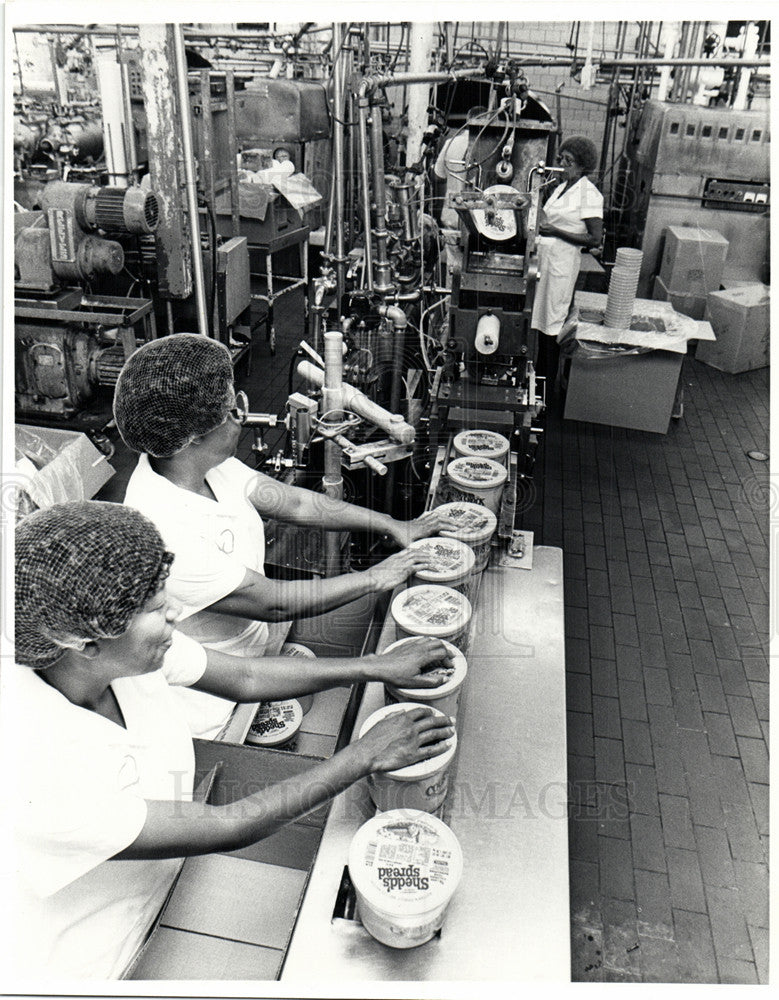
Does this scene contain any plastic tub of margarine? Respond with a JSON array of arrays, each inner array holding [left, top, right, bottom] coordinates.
[[281, 641, 316, 714], [408, 535, 476, 595], [446, 456, 508, 515], [453, 428, 510, 463], [245, 698, 303, 748], [381, 637, 468, 720], [359, 703, 458, 813], [391, 584, 472, 651], [436, 500, 497, 574], [348, 808, 464, 949]]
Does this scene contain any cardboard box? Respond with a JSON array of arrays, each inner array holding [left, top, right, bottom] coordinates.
[[652, 274, 707, 320], [564, 350, 683, 434], [15, 425, 114, 514], [696, 284, 770, 374], [659, 226, 729, 296]]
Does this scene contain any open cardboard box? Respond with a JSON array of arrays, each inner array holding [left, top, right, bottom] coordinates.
[[15, 425, 114, 514]]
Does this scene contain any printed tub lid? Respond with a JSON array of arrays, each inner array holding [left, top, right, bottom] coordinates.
[[348, 808, 464, 916], [246, 699, 303, 746], [453, 429, 509, 460], [436, 501, 497, 542], [358, 703, 458, 779], [382, 637, 467, 700], [447, 456, 508, 489], [408, 536, 476, 583], [281, 642, 317, 659], [391, 585, 472, 637]]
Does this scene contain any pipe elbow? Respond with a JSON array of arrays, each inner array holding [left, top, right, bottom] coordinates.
[[378, 303, 408, 329]]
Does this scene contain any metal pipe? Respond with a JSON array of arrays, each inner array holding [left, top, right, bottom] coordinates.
[[297, 360, 415, 445], [357, 67, 485, 98], [322, 331, 345, 576], [116, 26, 139, 183], [378, 303, 408, 417], [406, 23, 436, 164], [369, 97, 394, 295], [332, 23, 347, 305], [356, 94, 375, 291], [172, 25, 209, 336]]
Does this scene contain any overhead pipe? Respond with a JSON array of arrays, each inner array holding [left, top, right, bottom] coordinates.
[[172, 24, 209, 336]]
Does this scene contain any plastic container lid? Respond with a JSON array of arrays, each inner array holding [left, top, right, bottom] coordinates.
[[391, 585, 472, 638], [408, 536, 475, 583], [348, 808, 464, 916], [246, 699, 303, 746], [453, 429, 509, 461], [382, 637, 467, 702], [436, 501, 497, 543], [447, 456, 508, 490], [358, 703, 458, 779], [281, 642, 317, 659]]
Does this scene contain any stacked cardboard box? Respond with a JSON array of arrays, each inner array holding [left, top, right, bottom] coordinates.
[[696, 284, 770, 374], [652, 226, 729, 319]]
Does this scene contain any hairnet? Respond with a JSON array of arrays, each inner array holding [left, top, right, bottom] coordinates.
[[113, 333, 235, 457], [15, 501, 173, 668], [560, 135, 599, 174]]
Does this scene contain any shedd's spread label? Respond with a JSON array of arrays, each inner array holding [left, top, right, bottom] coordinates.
[[452, 459, 499, 483], [364, 818, 456, 899], [413, 539, 467, 574], [401, 588, 463, 627], [250, 700, 298, 739], [445, 505, 491, 533]]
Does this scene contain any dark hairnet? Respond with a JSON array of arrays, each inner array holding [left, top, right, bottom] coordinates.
[[113, 333, 235, 457], [15, 501, 173, 667], [560, 135, 599, 174]]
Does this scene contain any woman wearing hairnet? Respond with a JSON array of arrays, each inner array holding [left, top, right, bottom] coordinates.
[[531, 135, 604, 385], [7, 501, 455, 980], [113, 334, 456, 739]]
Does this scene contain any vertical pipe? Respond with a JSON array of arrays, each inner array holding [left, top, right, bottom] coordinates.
[[172, 24, 209, 336], [658, 23, 681, 101], [369, 97, 394, 294], [332, 23, 347, 305], [405, 22, 435, 164], [94, 41, 129, 183], [322, 330, 345, 576], [357, 94, 375, 290], [116, 27, 139, 183], [733, 22, 759, 110]]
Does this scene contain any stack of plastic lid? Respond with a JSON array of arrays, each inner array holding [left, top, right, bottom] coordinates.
[[391, 584, 473, 651], [603, 247, 644, 329], [381, 636, 468, 720], [408, 535, 476, 595], [280, 642, 316, 714], [358, 703, 458, 813], [453, 429, 510, 464], [436, 500, 497, 573], [348, 808, 464, 949], [446, 456, 508, 514], [245, 699, 303, 748]]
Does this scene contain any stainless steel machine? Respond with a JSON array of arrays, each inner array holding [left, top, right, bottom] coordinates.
[[627, 99, 770, 294]]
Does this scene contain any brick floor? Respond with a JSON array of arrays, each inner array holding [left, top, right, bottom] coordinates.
[[524, 354, 769, 984]]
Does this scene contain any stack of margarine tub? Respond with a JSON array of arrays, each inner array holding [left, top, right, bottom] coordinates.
[[446, 428, 510, 515]]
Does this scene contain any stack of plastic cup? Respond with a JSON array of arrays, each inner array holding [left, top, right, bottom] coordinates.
[[603, 247, 644, 329]]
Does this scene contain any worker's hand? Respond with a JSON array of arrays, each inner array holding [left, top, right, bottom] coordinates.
[[355, 706, 455, 773], [371, 637, 454, 689], [363, 547, 435, 591], [387, 509, 461, 548]]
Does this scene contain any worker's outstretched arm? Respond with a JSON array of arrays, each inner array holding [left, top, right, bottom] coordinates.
[[112, 708, 455, 859], [191, 636, 453, 702], [248, 472, 457, 547], [204, 546, 432, 622]]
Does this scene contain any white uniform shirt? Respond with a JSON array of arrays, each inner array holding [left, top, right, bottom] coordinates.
[[4, 632, 206, 981], [124, 455, 269, 739], [532, 175, 604, 338]]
